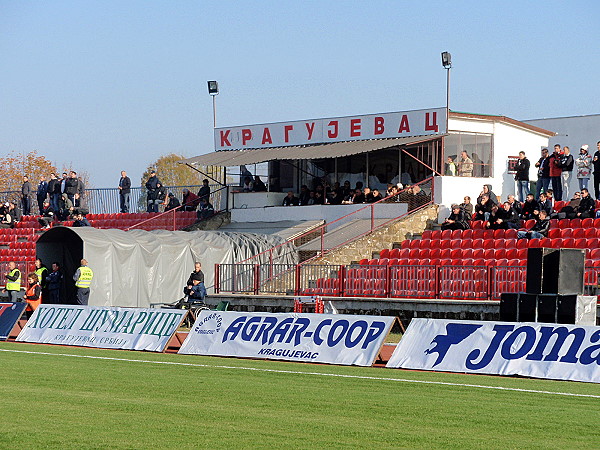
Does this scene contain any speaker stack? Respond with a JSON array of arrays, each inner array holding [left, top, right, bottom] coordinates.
[[500, 248, 596, 325]]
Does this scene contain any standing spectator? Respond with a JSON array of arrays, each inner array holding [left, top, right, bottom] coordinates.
[[460, 196, 473, 217], [60, 172, 68, 195], [182, 189, 200, 211], [48, 173, 60, 213], [548, 144, 563, 201], [576, 145, 592, 191], [145, 170, 160, 212], [21, 176, 32, 215], [458, 151, 473, 177], [118, 170, 131, 213], [73, 259, 93, 305], [282, 191, 299, 206], [46, 262, 63, 304], [517, 210, 550, 239], [38, 200, 54, 229], [535, 148, 550, 199], [198, 179, 210, 202], [514, 151, 530, 202], [593, 141, 600, 199], [560, 146, 574, 201], [77, 175, 85, 198], [36, 175, 48, 214], [2, 262, 21, 302], [441, 204, 470, 230], [445, 157, 457, 176], [65, 171, 79, 203], [242, 176, 253, 192], [164, 193, 181, 211]]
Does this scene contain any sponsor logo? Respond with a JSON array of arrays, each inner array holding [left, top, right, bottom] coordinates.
[[193, 312, 223, 335], [425, 323, 482, 367]]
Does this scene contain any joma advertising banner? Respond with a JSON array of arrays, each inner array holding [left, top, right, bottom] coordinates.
[[16, 305, 187, 352], [387, 318, 600, 384], [179, 311, 395, 366], [0, 302, 26, 340]]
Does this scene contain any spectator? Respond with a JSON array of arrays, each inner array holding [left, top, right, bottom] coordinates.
[[514, 151, 530, 202], [197, 198, 214, 221], [538, 192, 552, 216], [36, 175, 48, 214], [521, 193, 539, 220], [352, 188, 365, 204], [65, 171, 79, 203], [198, 179, 210, 202], [576, 145, 592, 191], [77, 175, 85, 198], [342, 181, 352, 199], [506, 194, 522, 216], [458, 150, 473, 177], [180, 278, 206, 307], [557, 192, 581, 219], [441, 204, 470, 230], [371, 189, 383, 203], [21, 175, 32, 215], [46, 262, 63, 305], [72, 192, 89, 216], [60, 172, 68, 195], [574, 188, 595, 219], [0, 203, 13, 229], [517, 210, 550, 239], [549, 144, 563, 201], [363, 187, 374, 203], [460, 196, 473, 217], [560, 146, 574, 201], [59, 193, 73, 220], [445, 157, 457, 176], [164, 192, 181, 211], [282, 191, 299, 206], [488, 202, 521, 230], [242, 176, 253, 192], [328, 190, 343, 205], [182, 189, 200, 212], [38, 200, 54, 229], [48, 173, 60, 213], [156, 183, 167, 209], [535, 148, 550, 199], [72, 213, 91, 227], [187, 261, 204, 285], [474, 194, 493, 221], [545, 189, 555, 209], [8, 201, 21, 224], [593, 141, 600, 199], [118, 170, 131, 213], [298, 185, 311, 206], [3, 261, 21, 302], [145, 170, 160, 212], [314, 191, 326, 205], [478, 184, 498, 206], [399, 184, 429, 210], [252, 175, 267, 192]]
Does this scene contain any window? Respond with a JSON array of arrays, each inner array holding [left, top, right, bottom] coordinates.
[[444, 133, 493, 177]]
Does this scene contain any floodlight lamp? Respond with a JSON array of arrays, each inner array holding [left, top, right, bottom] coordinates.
[[207, 80, 219, 95], [441, 52, 452, 69]]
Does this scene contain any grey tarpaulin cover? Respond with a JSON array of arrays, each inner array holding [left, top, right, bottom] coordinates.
[[36, 227, 295, 308]]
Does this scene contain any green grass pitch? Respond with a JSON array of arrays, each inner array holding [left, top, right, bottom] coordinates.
[[1, 341, 599, 449]]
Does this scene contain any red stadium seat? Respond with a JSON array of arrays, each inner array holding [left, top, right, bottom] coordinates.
[[586, 238, 599, 249], [483, 239, 495, 250], [462, 229, 473, 239], [594, 218, 600, 228], [529, 238, 541, 248], [504, 239, 516, 249], [493, 229, 505, 239], [548, 228, 561, 239], [590, 249, 600, 260], [558, 219, 570, 229], [570, 219, 582, 228], [431, 230, 442, 240], [516, 238, 528, 249], [472, 248, 484, 259], [582, 218, 594, 228], [429, 248, 441, 259], [451, 230, 463, 240], [574, 239, 587, 249], [505, 248, 518, 260], [380, 249, 390, 259], [459, 239, 473, 250], [389, 248, 400, 259], [462, 249, 474, 259], [554, 201, 565, 212], [572, 228, 585, 239], [440, 249, 451, 259], [584, 228, 597, 239], [561, 238, 575, 248], [472, 238, 484, 248], [505, 229, 518, 239], [494, 249, 507, 259], [517, 248, 528, 259], [560, 228, 573, 238], [421, 230, 432, 240], [472, 229, 485, 240]]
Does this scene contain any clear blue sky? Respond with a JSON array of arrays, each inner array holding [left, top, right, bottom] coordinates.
[[1, 1, 598, 186]]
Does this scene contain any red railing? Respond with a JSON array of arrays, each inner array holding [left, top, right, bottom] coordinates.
[[237, 177, 435, 267]]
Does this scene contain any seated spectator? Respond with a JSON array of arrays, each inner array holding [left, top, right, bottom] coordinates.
[[352, 189, 365, 204], [546, 189, 555, 208], [399, 184, 429, 210], [197, 198, 215, 221], [0, 203, 12, 229], [574, 188, 595, 218], [38, 200, 54, 229], [487, 202, 521, 230], [182, 189, 200, 212], [59, 193, 73, 221], [72, 213, 91, 227], [474, 194, 493, 221], [517, 210, 550, 239], [242, 176, 253, 192], [342, 181, 352, 199], [363, 187, 374, 203], [8, 201, 22, 224], [328, 190, 343, 205], [282, 191, 299, 206], [554, 192, 580, 219], [538, 193, 552, 216], [478, 184, 498, 206], [370, 189, 383, 203], [252, 176, 267, 192], [298, 185, 311, 206], [460, 196, 473, 217], [164, 192, 181, 211], [521, 193, 539, 220], [506, 194, 522, 216], [441, 204, 470, 230], [314, 191, 326, 205]]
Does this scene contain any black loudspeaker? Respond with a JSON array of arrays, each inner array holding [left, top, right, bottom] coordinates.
[[526, 248, 585, 295], [499, 293, 518, 321], [557, 295, 578, 324], [518, 293, 537, 322], [537, 294, 558, 323]]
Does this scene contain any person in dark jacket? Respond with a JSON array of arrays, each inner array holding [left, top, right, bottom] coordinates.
[[517, 210, 550, 239], [197, 179, 210, 202], [145, 170, 160, 212], [535, 148, 550, 199], [441, 204, 470, 230], [477, 184, 498, 206], [21, 176, 32, 215], [197, 198, 215, 220], [548, 144, 563, 201], [575, 188, 595, 218], [514, 151, 530, 202], [474, 194, 493, 221], [488, 202, 521, 230], [118, 170, 131, 213], [282, 191, 299, 206], [560, 146, 574, 201], [506, 195, 522, 216], [65, 171, 79, 203], [38, 200, 54, 229], [252, 176, 267, 192], [72, 213, 91, 227], [47, 173, 60, 213], [521, 193, 539, 220], [36, 175, 48, 214], [537, 193, 552, 216], [164, 192, 181, 211], [46, 262, 63, 304]]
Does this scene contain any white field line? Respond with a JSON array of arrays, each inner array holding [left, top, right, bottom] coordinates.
[[1, 348, 598, 399]]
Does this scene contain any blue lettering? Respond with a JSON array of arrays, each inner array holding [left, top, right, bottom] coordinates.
[[284, 318, 310, 346], [314, 319, 332, 345], [576, 330, 600, 365], [466, 324, 514, 370], [327, 319, 350, 347], [253, 317, 278, 345], [527, 326, 586, 363], [241, 317, 262, 341], [361, 321, 387, 349], [345, 320, 368, 348], [222, 316, 247, 342], [500, 326, 536, 360], [268, 318, 294, 345]]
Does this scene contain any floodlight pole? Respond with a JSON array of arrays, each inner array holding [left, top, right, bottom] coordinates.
[[212, 95, 217, 129]]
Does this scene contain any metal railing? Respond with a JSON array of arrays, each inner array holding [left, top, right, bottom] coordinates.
[[215, 262, 600, 301]]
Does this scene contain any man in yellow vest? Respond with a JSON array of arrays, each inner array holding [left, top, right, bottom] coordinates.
[[3, 261, 21, 302], [73, 259, 93, 305]]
